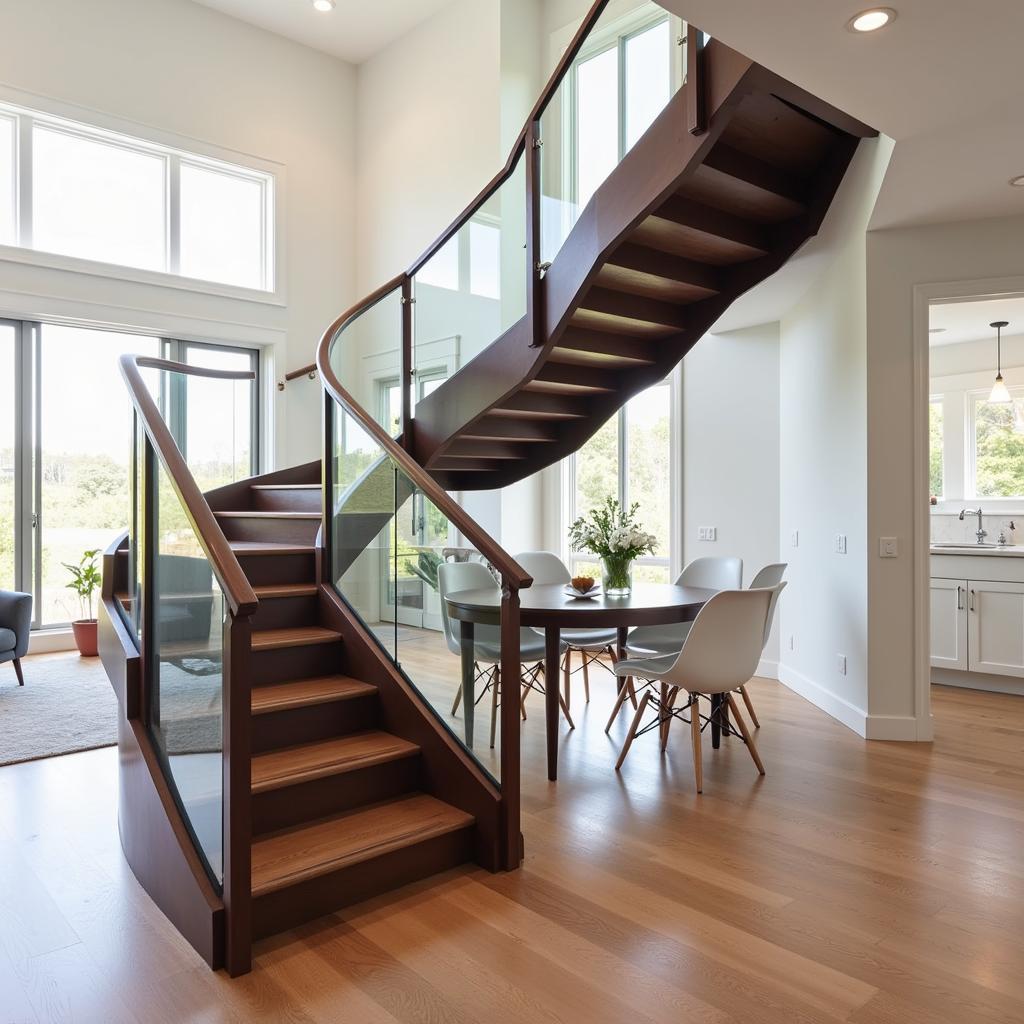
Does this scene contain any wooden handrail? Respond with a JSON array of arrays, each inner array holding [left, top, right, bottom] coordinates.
[[315, 289, 533, 591], [285, 364, 317, 382], [119, 354, 259, 617]]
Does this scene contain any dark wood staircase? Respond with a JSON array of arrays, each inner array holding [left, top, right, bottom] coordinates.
[[411, 55, 875, 490], [213, 473, 476, 941]]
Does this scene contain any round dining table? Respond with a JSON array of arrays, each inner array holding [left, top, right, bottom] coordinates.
[[444, 582, 715, 780]]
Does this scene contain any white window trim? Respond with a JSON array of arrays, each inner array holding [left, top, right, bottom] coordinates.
[[0, 86, 284, 307]]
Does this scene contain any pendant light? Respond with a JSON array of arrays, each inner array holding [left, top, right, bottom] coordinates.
[[988, 320, 1012, 404]]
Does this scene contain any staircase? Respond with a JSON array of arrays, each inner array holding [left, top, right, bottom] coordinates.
[[101, 0, 875, 980], [208, 473, 476, 941]]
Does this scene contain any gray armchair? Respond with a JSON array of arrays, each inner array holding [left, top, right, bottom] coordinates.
[[0, 590, 32, 686]]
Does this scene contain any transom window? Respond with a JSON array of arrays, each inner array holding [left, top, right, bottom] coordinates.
[[0, 100, 275, 292]]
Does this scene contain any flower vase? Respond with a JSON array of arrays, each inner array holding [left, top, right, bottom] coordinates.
[[602, 554, 633, 596]]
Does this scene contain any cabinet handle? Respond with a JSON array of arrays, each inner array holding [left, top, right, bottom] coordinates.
[[957, 585, 963, 611], [969, 589, 975, 612]]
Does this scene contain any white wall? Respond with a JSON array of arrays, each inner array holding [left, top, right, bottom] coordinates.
[[776, 137, 892, 736], [866, 214, 1024, 735], [0, 0, 357, 469], [683, 323, 781, 668]]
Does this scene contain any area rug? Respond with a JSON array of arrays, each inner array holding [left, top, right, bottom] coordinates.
[[0, 653, 224, 767], [0, 653, 117, 766]]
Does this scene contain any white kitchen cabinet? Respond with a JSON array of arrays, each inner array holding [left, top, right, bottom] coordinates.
[[930, 577, 968, 671], [966, 579, 1024, 677]]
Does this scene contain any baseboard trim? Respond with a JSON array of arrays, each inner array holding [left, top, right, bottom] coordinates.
[[778, 664, 868, 737], [755, 658, 778, 680], [777, 664, 924, 740]]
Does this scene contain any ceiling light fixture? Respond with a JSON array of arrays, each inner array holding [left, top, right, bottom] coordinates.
[[312, 0, 336, 11], [1010, 175, 1024, 188], [847, 7, 897, 32], [989, 320, 1012, 404]]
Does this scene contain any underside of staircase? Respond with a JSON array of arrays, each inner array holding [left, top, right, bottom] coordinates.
[[412, 52, 875, 490]]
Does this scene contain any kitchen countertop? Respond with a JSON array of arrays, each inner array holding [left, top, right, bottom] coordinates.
[[930, 544, 1024, 557]]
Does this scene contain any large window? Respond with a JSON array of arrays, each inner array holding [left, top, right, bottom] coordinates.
[[4, 321, 260, 629], [970, 390, 1024, 498], [416, 215, 502, 298], [568, 379, 674, 582], [929, 398, 944, 499], [0, 100, 275, 292]]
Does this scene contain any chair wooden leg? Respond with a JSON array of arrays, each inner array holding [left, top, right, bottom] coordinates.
[[605, 675, 634, 733], [582, 651, 591, 703], [615, 690, 651, 770], [726, 693, 765, 776], [13, 658, 25, 687], [739, 684, 760, 728], [660, 685, 680, 752], [689, 694, 703, 793], [451, 681, 463, 716], [489, 667, 501, 749], [558, 689, 575, 730]]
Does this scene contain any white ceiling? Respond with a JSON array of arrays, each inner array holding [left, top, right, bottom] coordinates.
[[190, 0, 456, 64], [929, 296, 1024, 347]]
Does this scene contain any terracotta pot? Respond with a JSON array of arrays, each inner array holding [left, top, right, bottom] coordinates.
[[72, 619, 99, 657]]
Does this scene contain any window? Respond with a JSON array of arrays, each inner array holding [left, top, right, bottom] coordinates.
[[4, 320, 260, 628], [568, 379, 674, 582], [0, 100, 275, 292], [929, 398, 944, 498], [971, 390, 1024, 498]]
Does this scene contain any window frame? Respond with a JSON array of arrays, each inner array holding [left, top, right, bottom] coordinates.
[[562, 374, 679, 580], [0, 94, 280, 304]]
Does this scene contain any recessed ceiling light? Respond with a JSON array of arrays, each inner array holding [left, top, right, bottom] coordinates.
[[847, 7, 897, 32], [1010, 175, 1024, 188], [312, 0, 336, 11]]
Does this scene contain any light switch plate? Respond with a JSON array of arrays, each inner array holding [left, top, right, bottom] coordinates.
[[837, 653, 847, 675], [879, 536, 898, 558], [791, 530, 799, 548], [698, 527, 717, 542], [834, 534, 847, 554]]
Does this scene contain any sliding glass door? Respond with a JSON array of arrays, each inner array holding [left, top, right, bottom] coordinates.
[[5, 322, 260, 629]]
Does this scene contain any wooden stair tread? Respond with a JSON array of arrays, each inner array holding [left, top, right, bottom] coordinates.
[[251, 675, 376, 715], [216, 511, 321, 520], [229, 541, 315, 555], [250, 794, 474, 896], [250, 484, 320, 490], [251, 627, 342, 651], [251, 583, 318, 599], [251, 732, 420, 793]]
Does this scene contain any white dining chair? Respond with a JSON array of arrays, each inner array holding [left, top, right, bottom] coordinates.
[[438, 561, 572, 746], [606, 556, 743, 732], [515, 551, 619, 711], [736, 563, 788, 727], [611, 587, 779, 792]]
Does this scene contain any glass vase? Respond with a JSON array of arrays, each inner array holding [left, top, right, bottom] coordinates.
[[602, 554, 633, 596]]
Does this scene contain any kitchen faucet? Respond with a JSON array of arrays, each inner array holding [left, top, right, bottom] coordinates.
[[959, 507, 987, 544]]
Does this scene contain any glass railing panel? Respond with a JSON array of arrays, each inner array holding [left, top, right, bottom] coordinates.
[[539, 3, 687, 263], [329, 285, 404, 436], [412, 154, 527, 416], [148, 456, 224, 886]]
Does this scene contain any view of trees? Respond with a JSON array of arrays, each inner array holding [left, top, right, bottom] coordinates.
[[975, 398, 1024, 497], [929, 401, 943, 497]]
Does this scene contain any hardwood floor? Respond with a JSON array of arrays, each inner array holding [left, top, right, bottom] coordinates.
[[1, 671, 1022, 1023]]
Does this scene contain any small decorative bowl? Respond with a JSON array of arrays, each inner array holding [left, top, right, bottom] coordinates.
[[570, 576, 596, 595]]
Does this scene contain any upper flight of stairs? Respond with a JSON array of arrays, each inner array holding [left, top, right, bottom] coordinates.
[[212, 474, 476, 940], [411, 54, 876, 490]]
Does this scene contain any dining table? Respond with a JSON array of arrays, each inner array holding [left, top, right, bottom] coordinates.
[[444, 581, 716, 780]]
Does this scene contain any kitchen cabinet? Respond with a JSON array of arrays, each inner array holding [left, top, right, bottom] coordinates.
[[966, 579, 1024, 677], [929, 577, 968, 671]]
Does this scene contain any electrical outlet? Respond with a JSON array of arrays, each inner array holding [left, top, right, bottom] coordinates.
[[791, 530, 799, 548], [834, 533, 847, 554], [698, 527, 717, 542], [789, 634, 795, 651], [837, 653, 847, 675], [879, 536, 898, 558]]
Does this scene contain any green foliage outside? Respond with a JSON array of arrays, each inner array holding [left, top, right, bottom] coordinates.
[[929, 402, 943, 498], [975, 400, 1024, 497]]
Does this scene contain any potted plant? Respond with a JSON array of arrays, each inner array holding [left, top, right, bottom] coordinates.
[[64, 548, 102, 656], [568, 498, 657, 596]]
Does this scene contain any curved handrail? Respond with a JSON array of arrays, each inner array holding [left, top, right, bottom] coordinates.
[[315, 290, 532, 591], [119, 353, 259, 617]]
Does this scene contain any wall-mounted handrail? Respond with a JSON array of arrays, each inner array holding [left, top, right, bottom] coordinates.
[[277, 363, 318, 391], [315, 291, 532, 591], [119, 354, 259, 617]]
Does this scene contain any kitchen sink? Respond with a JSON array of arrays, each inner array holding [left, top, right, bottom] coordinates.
[[932, 542, 1001, 549]]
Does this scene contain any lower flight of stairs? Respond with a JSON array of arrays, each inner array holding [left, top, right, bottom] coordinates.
[[219, 481, 475, 940]]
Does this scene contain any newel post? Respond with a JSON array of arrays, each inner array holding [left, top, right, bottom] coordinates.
[[498, 580, 523, 868]]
